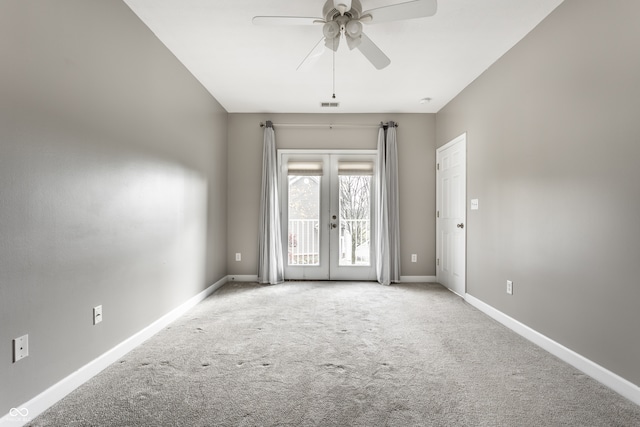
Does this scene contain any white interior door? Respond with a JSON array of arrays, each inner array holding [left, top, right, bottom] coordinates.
[[436, 134, 466, 295], [280, 151, 376, 281]]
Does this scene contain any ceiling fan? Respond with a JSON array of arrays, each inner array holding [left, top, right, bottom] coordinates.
[[253, 0, 437, 70]]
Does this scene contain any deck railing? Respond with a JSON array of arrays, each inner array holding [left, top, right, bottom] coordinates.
[[288, 219, 320, 265], [288, 218, 371, 266], [339, 219, 370, 265]]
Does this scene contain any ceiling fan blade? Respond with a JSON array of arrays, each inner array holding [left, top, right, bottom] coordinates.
[[297, 37, 326, 71], [356, 33, 391, 69], [252, 16, 324, 26], [361, 0, 437, 24]]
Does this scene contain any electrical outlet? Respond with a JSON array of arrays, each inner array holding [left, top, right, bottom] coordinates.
[[93, 305, 103, 325], [411, 254, 417, 263], [13, 335, 29, 362], [506, 280, 513, 295], [235, 253, 241, 262]]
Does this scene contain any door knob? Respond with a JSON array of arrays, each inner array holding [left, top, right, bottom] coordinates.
[[331, 223, 338, 229], [457, 223, 464, 229]]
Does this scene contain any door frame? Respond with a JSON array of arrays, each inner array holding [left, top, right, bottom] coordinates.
[[279, 149, 377, 281], [435, 133, 467, 295]]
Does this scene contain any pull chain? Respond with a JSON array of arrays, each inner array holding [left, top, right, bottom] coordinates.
[[332, 37, 336, 99]]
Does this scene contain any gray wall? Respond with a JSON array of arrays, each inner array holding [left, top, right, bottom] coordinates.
[[0, 0, 228, 413], [436, 0, 640, 386], [227, 113, 436, 278]]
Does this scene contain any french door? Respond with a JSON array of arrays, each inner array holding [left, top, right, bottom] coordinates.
[[280, 150, 377, 281]]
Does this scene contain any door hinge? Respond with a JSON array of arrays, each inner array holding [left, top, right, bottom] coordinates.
[[436, 210, 440, 218], [436, 258, 440, 266], [436, 163, 440, 171]]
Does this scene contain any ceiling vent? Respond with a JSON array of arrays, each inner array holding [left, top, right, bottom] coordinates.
[[321, 102, 340, 108]]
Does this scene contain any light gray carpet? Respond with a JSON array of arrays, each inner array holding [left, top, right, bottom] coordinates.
[[29, 282, 640, 426]]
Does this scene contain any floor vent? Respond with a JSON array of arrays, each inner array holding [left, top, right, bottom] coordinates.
[[320, 102, 340, 108]]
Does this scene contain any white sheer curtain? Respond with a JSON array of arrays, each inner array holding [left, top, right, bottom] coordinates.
[[257, 121, 284, 284], [376, 122, 401, 285]]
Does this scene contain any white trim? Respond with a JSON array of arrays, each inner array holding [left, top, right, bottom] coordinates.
[[438, 132, 467, 151], [465, 293, 640, 406], [228, 275, 258, 282], [400, 276, 437, 283], [236, 276, 438, 284], [1, 276, 229, 427], [278, 149, 378, 156]]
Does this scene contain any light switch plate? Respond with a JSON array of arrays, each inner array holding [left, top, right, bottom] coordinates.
[[471, 199, 479, 210], [93, 305, 103, 325], [13, 335, 29, 362]]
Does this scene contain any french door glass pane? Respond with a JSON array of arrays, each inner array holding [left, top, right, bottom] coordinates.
[[339, 175, 371, 266], [288, 175, 320, 265]]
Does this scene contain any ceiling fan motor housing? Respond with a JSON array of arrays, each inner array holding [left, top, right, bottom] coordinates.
[[334, 0, 352, 15], [323, 0, 362, 21]]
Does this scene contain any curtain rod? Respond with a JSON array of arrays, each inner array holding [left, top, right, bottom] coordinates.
[[259, 122, 398, 129]]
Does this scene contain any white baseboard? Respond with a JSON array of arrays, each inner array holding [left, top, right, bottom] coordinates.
[[228, 274, 258, 282], [226, 276, 437, 284], [225, 275, 436, 284], [1, 276, 229, 427], [465, 293, 640, 406], [400, 276, 437, 283]]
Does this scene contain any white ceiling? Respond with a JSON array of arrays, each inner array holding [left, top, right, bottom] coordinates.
[[123, 0, 564, 114]]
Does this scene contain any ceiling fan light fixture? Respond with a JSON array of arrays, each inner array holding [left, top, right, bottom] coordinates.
[[323, 21, 340, 39], [345, 20, 362, 50], [345, 20, 362, 38]]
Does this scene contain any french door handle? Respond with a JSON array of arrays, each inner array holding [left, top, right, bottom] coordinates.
[[331, 223, 338, 229], [457, 223, 464, 229]]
